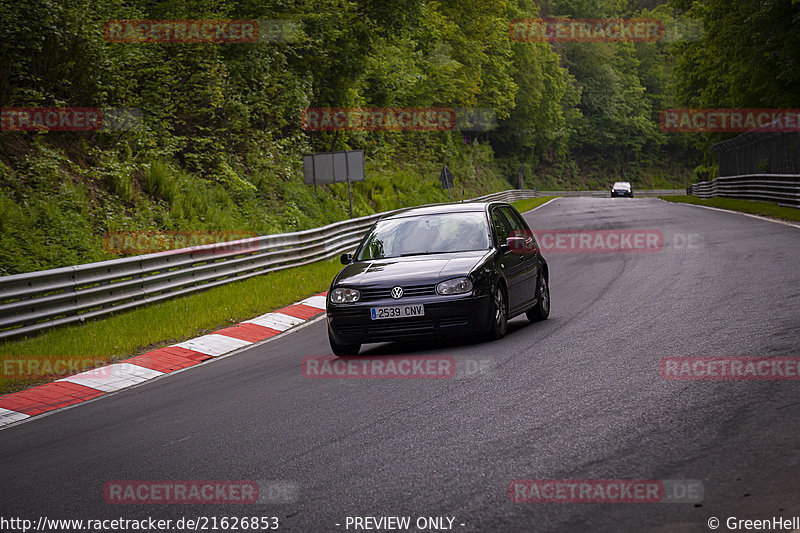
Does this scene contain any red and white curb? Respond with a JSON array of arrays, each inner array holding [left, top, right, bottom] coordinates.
[[0, 293, 328, 429]]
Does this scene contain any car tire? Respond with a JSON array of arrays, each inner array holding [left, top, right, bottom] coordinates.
[[487, 285, 508, 340], [328, 329, 361, 356], [526, 272, 550, 322]]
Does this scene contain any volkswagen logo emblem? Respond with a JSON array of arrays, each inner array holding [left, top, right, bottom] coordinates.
[[391, 286, 404, 299]]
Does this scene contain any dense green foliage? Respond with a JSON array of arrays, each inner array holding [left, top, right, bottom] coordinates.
[[2, 0, 794, 275], [668, 0, 800, 157]]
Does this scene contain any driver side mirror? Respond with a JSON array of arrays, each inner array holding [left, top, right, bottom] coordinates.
[[340, 252, 353, 265]]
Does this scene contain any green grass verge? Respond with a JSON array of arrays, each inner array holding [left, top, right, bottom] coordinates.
[[511, 196, 558, 213], [660, 196, 800, 222], [0, 258, 344, 394]]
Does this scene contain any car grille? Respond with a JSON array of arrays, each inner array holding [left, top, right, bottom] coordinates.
[[359, 284, 437, 301], [336, 324, 365, 335], [334, 315, 470, 340], [329, 307, 366, 318], [439, 316, 469, 328], [368, 319, 435, 338]]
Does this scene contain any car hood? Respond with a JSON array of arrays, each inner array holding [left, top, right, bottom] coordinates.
[[336, 250, 491, 287]]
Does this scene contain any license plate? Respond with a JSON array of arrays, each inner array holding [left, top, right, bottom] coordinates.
[[370, 304, 425, 320]]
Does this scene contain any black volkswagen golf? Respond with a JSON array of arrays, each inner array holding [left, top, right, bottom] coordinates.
[[326, 201, 550, 355]]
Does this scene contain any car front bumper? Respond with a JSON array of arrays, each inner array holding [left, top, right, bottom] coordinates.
[[327, 293, 492, 345]]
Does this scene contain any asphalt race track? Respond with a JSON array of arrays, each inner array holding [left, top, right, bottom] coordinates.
[[1, 198, 799, 532]]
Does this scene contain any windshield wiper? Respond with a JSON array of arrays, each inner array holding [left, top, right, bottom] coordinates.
[[396, 251, 455, 257]]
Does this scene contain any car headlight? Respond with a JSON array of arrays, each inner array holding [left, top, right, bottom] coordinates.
[[436, 277, 473, 295], [330, 287, 360, 303]]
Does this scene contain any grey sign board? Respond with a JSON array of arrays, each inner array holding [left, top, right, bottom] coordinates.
[[303, 150, 365, 186]]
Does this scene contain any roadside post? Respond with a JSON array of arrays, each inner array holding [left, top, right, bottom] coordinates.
[[440, 165, 454, 202]]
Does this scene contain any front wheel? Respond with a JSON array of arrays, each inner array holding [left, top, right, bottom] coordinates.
[[526, 272, 550, 322], [487, 285, 508, 340], [328, 329, 361, 356]]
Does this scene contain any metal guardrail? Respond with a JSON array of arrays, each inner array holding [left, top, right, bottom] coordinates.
[[687, 174, 800, 208], [535, 189, 683, 198], [0, 188, 685, 341]]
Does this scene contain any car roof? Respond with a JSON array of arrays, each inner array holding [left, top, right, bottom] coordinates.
[[380, 201, 501, 221]]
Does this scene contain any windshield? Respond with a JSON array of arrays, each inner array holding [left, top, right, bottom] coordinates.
[[613, 182, 631, 188], [356, 212, 491, 260]]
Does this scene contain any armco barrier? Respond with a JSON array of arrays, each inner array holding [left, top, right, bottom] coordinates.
[[0, 189, 684, 341], [687, 174, 800, 208], [536, 189, 682, 198]]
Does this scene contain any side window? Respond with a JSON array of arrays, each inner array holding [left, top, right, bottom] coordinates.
[[501, 207, 538, 249], [491, 208, 513, 247], [500, 207, 524, 234]]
